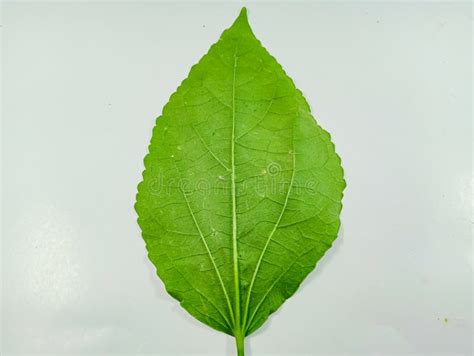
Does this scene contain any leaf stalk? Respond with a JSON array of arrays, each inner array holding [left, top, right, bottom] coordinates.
[[235, 331, 245, 356]]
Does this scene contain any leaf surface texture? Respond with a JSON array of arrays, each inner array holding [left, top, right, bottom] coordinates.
[[136, 8, 345, 338]]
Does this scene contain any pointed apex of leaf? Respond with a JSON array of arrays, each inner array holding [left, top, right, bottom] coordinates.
[[229, 7, 252, 34], [237, 7, 248, 22]]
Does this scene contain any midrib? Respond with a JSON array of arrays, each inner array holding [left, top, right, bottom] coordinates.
[[231, 52, 242, 335]]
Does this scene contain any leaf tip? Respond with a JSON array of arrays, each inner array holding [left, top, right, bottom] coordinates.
[[239, 6, 248, 20], [231, 6, 251, 31]]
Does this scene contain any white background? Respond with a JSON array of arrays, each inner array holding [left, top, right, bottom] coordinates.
[[2, 1, 472, 355]]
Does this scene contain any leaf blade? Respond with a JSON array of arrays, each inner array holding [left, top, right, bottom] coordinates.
[[135, 7, 345, 343]]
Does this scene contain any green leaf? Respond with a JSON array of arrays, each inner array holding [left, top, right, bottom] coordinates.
[[135, 7, 345, 355]]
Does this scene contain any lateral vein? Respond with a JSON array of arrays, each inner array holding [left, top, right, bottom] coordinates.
[[173, 161, 236, 326], [242, 124, 296, 332], [192, 124, 231, 171]]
